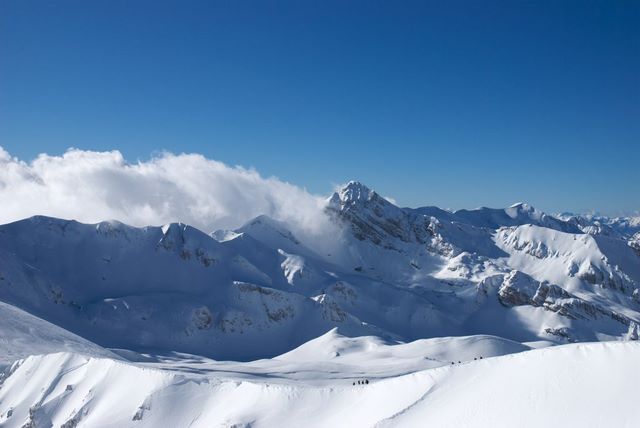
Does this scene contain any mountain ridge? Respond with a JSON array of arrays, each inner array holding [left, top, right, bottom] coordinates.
[[0, 181, 637, 360]]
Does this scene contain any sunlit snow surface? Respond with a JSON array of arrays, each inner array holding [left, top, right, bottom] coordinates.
[[1, 328, 638, 427], [1, 182, 639, 426]]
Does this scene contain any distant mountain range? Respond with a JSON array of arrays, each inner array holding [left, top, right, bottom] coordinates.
[[1, 181, 638, 361]]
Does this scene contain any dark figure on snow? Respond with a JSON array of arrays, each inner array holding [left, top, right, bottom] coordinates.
[[365, 380, 369, 384]]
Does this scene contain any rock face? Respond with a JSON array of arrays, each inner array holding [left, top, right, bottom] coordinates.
[[326, 181, 434, 247], [630, 233, 640, 256], [325, 182, 462, 260], [498, 270, 633, 341], [498, 271, 571, 307], [0, 181, 638, 358], [626, 322, 639, 340], [192, 307, 213, 330]]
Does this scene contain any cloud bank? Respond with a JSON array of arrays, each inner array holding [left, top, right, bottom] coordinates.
[[0, 147, 333, 239]]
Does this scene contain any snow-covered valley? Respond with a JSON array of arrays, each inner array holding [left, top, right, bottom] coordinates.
[[1, 181, 639, 427]]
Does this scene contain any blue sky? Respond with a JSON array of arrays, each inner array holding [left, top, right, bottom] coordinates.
[[1, 0, 638, 214]]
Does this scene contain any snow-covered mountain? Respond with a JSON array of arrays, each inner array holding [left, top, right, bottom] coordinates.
[[1, 181, 638, 426], [1, 181, 639, 357]]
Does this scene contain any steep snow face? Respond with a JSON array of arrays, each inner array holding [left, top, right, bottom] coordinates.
[[236, 215, 305, 254], [1, 341, 639, 428], [496, 224, 638, 293], [0, 302, 117, 366]]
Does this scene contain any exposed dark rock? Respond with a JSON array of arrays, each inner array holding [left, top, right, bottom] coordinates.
[[544, 327, 577, 342], [498, 270, 632, 326]]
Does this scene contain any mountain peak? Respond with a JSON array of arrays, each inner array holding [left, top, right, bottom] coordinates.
[[236, 214, 302, 247], [505, 202, 544, 221], [328, 181, 375, 208]]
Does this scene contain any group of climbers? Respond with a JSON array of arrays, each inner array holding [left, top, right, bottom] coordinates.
[[451, 356, 483, 365], [352, 356, 486, 386]]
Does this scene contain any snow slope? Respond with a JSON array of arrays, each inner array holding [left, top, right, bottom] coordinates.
[[1, 340, 637, 427], [0, 301, 116, 367], [376, 341, 640, 428]]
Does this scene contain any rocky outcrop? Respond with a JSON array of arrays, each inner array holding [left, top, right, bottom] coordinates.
[[327, 181, 429, 247], [192, 306, 213, 330], [326, 181, 457, 256], [157, 223, 217, 267], [629, 233, 640, 256], [498, 271, 570, 307], [626, 321, 639, 341], [544, 327, 577, 343], [498, 270, 632, 326], [576, 262, 632, 293], [314, 294, 349, 322]]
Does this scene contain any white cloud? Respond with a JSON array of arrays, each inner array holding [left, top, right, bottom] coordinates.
[[0, 147, 335, 241]]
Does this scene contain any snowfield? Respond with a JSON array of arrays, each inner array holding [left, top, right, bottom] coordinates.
[[0, 181, 639, 426], [1, 339, 638, 427]]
